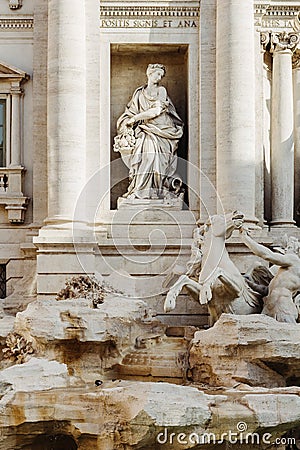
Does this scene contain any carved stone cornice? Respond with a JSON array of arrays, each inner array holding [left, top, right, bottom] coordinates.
[[255, 3, 270, 16], [255, 3, 300, 31], [100, 6, 200, 18], [0, 18, 33, 29], [255, 2, 271, 28]]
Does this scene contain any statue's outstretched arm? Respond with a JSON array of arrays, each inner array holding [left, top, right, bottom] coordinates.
[[240, 229, 290, 267]]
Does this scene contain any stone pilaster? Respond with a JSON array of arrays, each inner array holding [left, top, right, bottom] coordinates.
[[216, 0, 257, 223], [270, 32, 299, 227], [85, 0, 101, 224], [10, 82, 22, 167], [261, 33, 272, 223], [46, 0, 86, 226]]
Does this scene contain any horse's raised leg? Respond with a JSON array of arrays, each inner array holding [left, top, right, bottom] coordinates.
[[198, 268, 242, 305], [164, 275, 202, 313]]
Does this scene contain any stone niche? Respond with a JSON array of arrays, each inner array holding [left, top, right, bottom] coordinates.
[[99, 1, 200, 214], [110, 44, 188, 209]]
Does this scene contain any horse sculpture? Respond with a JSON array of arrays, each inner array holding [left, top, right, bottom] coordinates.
[[164, 211, 263, 324]]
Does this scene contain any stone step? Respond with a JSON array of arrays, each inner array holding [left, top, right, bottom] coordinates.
[[116, 334, 192, 380]]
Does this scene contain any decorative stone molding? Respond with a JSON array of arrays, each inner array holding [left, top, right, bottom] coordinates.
[[0, 18, 33, 30], [8, 0, 22, 10]]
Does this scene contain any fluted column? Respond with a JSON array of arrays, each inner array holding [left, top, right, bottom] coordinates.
[[216, 0, 257, 223], [270, 32, 299, 227], [10, 82, 22, 167], [47, 0, 86, 225]]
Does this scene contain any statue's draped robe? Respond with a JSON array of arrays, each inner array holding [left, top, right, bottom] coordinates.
[[116, 86, 184, 199]]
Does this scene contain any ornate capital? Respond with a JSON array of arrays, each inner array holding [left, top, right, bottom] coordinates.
[[270, 31, 300, 53], [8, 0, 22, 10]]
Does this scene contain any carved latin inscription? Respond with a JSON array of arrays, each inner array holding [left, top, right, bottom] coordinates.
[[100, 19, 197, 28]]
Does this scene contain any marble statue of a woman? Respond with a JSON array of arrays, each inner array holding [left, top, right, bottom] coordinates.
[[113, 64, 184, 201]]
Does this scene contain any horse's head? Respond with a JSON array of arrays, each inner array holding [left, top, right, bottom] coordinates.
[[224, 211, 244, 239], [199, 211, 244, 239]]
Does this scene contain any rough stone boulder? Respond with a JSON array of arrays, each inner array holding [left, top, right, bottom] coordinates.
[[189, 313, 300, 388], [12, 296, 165, 381], [1, 376, 300, 449], [0, 357, 70, 393]]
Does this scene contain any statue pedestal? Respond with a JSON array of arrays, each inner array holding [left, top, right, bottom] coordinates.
[[117, 196, 184, 210]]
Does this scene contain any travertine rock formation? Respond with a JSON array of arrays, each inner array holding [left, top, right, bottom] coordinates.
[[0, 363, 300, 449], [0, 358, 70, 392], [11, 296, 165, 381], [3, 261, 37, 315], [1, 293, 300, 448], [189, 313, 300, 388]]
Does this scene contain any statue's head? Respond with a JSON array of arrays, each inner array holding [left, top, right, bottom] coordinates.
[[197, 211, 244, 239], [146, 63, 166, 79], [285, 236, 300, 257], [275, 235, 300, 257]]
